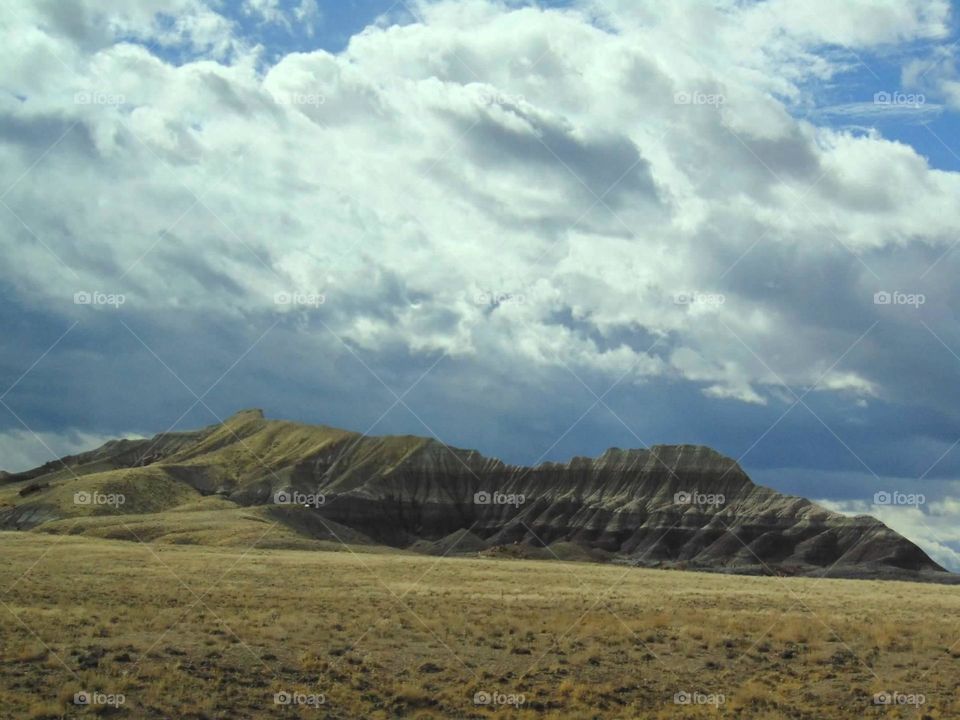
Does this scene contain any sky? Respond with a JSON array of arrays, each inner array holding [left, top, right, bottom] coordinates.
[[1, 0, 960, 569]]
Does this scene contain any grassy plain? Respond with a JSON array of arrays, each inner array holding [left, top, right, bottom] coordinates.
[[1, 532, 958, 719]]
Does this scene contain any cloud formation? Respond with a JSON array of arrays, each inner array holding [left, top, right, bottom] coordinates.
[[1, 0, 960, 564]]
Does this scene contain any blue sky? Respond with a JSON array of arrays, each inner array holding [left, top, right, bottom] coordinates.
[[237, 0, 402, 54], [805, 50, 960, 172], [2, 0, 960, 568]]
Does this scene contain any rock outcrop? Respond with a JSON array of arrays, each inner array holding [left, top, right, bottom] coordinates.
[[0, 410, 947, 580]]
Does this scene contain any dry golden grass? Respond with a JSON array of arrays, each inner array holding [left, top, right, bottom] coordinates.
[[1, 531, 958, 718]]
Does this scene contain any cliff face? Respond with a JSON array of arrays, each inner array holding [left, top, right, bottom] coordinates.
[[0, 410, 946, 579]]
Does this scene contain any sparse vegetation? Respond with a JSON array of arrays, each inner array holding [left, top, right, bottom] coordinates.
[[1, 532, 957, 718]]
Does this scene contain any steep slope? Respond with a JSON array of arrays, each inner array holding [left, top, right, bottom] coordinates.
[[0, 410, 947, 580]]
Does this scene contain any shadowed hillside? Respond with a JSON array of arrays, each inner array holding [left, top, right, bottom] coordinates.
[[0, 410, 948, 581]]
